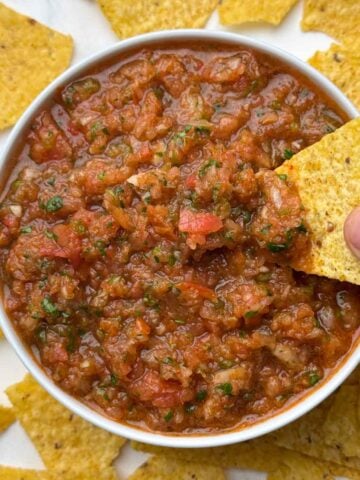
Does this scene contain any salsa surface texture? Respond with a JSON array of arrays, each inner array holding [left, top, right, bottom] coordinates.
[[1, 43, 359, 433]]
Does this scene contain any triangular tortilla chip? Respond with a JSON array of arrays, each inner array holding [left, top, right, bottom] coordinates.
[[276, 118, 360, 285]]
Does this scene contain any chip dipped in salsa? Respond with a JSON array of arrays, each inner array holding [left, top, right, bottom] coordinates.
[[0, 42, 359, 434]]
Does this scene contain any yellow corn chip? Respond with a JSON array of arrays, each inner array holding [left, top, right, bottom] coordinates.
[[0, 467, 46, 480], [0, 3, 73, 130], [128, 456, 226, 480], [0, 467, 118, 480], [97, 0, 218, 39], [6, 375, 125, 476], [302, 0, 360, 45], [329, 465, 360, 480], [0, 405, 15, 431], [219, 0, 298, 26], [271, 397, 360, 470], [309, 43, 360, 111], [0, 328, 3, 338], [275, 118, 360, 285], [322, 385, 360, 457], [344, 366, 360, 386], [132, 437, 284, 472]]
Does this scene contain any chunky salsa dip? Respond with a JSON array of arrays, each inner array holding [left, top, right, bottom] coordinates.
[[1, 43, 360, 433]]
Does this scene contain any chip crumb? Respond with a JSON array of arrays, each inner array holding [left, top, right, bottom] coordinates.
[[0, 3, 73, 130], [6, 374, 125, 477], [97, 0, 218, 39], [218, 0, 298, 26], [276, 118, 360, 285]]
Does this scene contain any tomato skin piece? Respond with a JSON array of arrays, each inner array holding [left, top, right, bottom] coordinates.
[[185, 174, 197, 189], [178, 209, 223, 234]]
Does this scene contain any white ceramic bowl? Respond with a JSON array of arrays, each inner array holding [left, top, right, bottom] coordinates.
[[0, 29, 359, 448]]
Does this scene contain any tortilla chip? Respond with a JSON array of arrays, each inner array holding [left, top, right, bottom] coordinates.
[[0, 328, 3, 338], [268, 458, 333, 480], [322, 385, 360, 457], [0, 3, 73, 130], [0, 467, 118, 480], [344, 366, 360, 386], [0, 467, 46, 480], [128, 456, 226, 480], [302, 0, 360, 45], [6, 375, 125, 476], [132, 437, 284, 472], [0, 405, 15, 431], [218, 0, 298, 26], [97, 0, 218, 39], [309, 43, 360, 110], [275, 118, 360, 285], [329, 465, 360, 480], [271, 397, 360, 470]]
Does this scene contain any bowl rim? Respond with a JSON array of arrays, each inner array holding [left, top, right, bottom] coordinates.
[[0, 28, 359, 448]]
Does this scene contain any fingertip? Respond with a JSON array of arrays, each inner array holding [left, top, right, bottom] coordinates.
[[344, 207, 360, 259]]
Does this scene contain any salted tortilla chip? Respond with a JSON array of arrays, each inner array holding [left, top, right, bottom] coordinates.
[[0, 467, 118, 480], [132, 437, 284, 472], [322, 385, 360, 457], [128, 456, 225, 480], [218, 0, 297, 26], [344, 366, 360, 386], [0, 3, 73, 130], [275, 118, 360, 285], [302, 0, 360, 45], [271, 396, 360, 470], [0, 467, 46, 480], [6, 375, 125, 476], [0, 405, 15, 431], [97, 0, 218, 39], [268, 455, 333, 480], [309, 43, 360, 110]]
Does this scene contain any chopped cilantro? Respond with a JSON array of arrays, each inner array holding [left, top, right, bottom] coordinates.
[[45, 230, 58, 240], [283, 148, 294, 160], [43, 196, 63, 213], [198, 158, 221, 178], [277, 174, 288, 181], [164, 410, 173, 422], [216, 383, 233, 396], [308, 372, 321, 386], [196, 389, 207, 401], [110, 373, 118, 386], [244, 310, 258, 319], [174, 318, 186, 325], [41, 296, 58, 316], [94, 240, 107, 256], [267, 242, 288, 253], [20, 226, 32, 234], [163, 357, 174, 365]]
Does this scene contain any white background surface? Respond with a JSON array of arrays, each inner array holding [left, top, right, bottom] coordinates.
[[0, 1, 335, 477]]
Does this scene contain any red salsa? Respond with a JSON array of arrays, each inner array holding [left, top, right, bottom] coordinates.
[[1, 42, 359, 433]]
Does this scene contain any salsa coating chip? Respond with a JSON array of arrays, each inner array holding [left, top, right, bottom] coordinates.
[[302, 0, 360, 44], [219, 0, 298, 26], [6, 375, 124, 477], [276, 118, 360, 285], [97, 0, 218, 39], [309, 43, 360, 110], [128, 456, 226, 480], [0, 405, 15, 431], [0, 3, 73, 130]]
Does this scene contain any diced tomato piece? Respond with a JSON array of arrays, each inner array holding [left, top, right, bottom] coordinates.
[[177, 281, 217, 301], [179, 209, 223, 234], [185, 174, 197, 189]]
